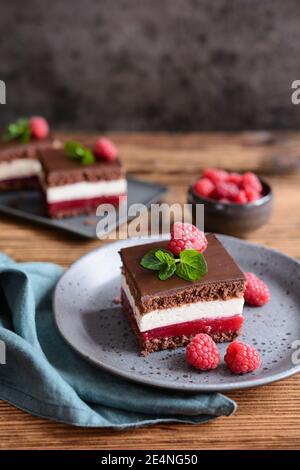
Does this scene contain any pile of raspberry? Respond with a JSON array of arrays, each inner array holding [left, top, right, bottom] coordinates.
[[193, 168, 264, 204]]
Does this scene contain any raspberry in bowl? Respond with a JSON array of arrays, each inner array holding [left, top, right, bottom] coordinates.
[[188, 168, 273, 237]]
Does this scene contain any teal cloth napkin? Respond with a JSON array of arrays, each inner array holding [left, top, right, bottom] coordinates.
[[0, 253, 236, 428]]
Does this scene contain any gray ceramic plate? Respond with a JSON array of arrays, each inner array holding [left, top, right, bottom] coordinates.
[[0, 176, 167, 239], [54, 235, 300, 392]]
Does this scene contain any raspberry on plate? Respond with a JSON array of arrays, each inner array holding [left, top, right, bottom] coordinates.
[[186, 333, 220, 371], [167, 222, 208, 256], [244, 272, 270, 306], [94, 137, 118, 161], [193, 177, 215, 198], [29, 116, 49, 140], [225, 341, 261, 374]]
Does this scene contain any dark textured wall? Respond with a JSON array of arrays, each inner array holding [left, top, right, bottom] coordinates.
[[1, 0, 300, 131]]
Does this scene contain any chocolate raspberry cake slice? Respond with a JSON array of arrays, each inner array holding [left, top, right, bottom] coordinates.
[[120, 232, 246, 355], [39, 141, 127, 218], [0, 117, 59, 190]]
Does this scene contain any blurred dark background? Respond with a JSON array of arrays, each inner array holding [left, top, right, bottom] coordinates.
[[1, 0, 300, 131]]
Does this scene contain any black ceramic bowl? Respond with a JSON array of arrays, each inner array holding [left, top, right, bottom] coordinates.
[[188, 179, 274, 237]]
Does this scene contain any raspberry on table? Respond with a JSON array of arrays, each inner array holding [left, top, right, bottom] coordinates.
[[167, 222, 208, 256], [244, 272, 270, 306], [29, 116, 49, 140], [186, 333, 220, 371], [193, 177, 215, 198], [242, 172, 263, 193], [225, 341, 261, 374], [214, 181, 239, 201], [94, 137, 118, 161], [203, 168, 228, 184]]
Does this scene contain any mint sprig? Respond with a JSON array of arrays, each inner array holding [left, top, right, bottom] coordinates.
[[155, 250, 176, 280], [1, 118, 31, 143], [176, 249, 207, 281], [64, 141, 95, 166], [140, 248, 207, 282]]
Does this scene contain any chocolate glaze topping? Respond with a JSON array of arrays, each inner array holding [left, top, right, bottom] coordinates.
[[40, 147, 124, 186], [0, 136, 57, 162], [120, 234, 246, 312]]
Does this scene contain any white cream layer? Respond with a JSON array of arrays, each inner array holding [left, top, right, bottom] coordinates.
[[46, 179, 127, 203], [122, 275, 244, 332], [0, 159, 42, 181]]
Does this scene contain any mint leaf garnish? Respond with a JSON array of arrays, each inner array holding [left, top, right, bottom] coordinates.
[[140, 249, 163, 270], [158, 263, 176, 280], [2, 118, 31, 143], [176, 249, 207, 281], [140, 247, 207, 282], [155, 249, 176, 280], [154, 249, 175, 265], [64, 141, 95, 166], [140, 248, 173, 271]]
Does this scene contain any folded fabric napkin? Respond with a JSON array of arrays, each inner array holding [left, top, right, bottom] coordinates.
[[0, 253, 236, 428]]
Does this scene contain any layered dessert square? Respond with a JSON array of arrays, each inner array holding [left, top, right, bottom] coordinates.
[[0, 138, 59, 190], [39, 146, 127, 218], [120, 234, 246, 355]]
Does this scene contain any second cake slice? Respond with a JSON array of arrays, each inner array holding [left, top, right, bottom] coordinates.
[[39, 144, 127, 218]]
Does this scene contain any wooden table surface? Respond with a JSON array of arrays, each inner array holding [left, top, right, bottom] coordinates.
[[0, 131, 299, 450]]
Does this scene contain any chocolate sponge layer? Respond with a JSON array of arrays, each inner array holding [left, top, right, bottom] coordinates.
[[123, 268, 245, 313]]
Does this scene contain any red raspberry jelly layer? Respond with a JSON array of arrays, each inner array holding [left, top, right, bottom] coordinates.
[[47, 193, 126, 216], [142, 314, 244, 340], [121, 289, 244, 341]]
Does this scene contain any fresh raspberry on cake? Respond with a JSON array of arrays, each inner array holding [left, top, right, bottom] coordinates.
[[193, 177, 215, 198], [94, 137, 118, 161], [167, 222, 208, 256], [186, 333, 220, 371], [29, 116, 49, 140], [244, 272, 270, 306], [214, 181, 239, 201], [242, 172, 262, 193], [203, 168, 228, 184], [225, 341, 261, 374]]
